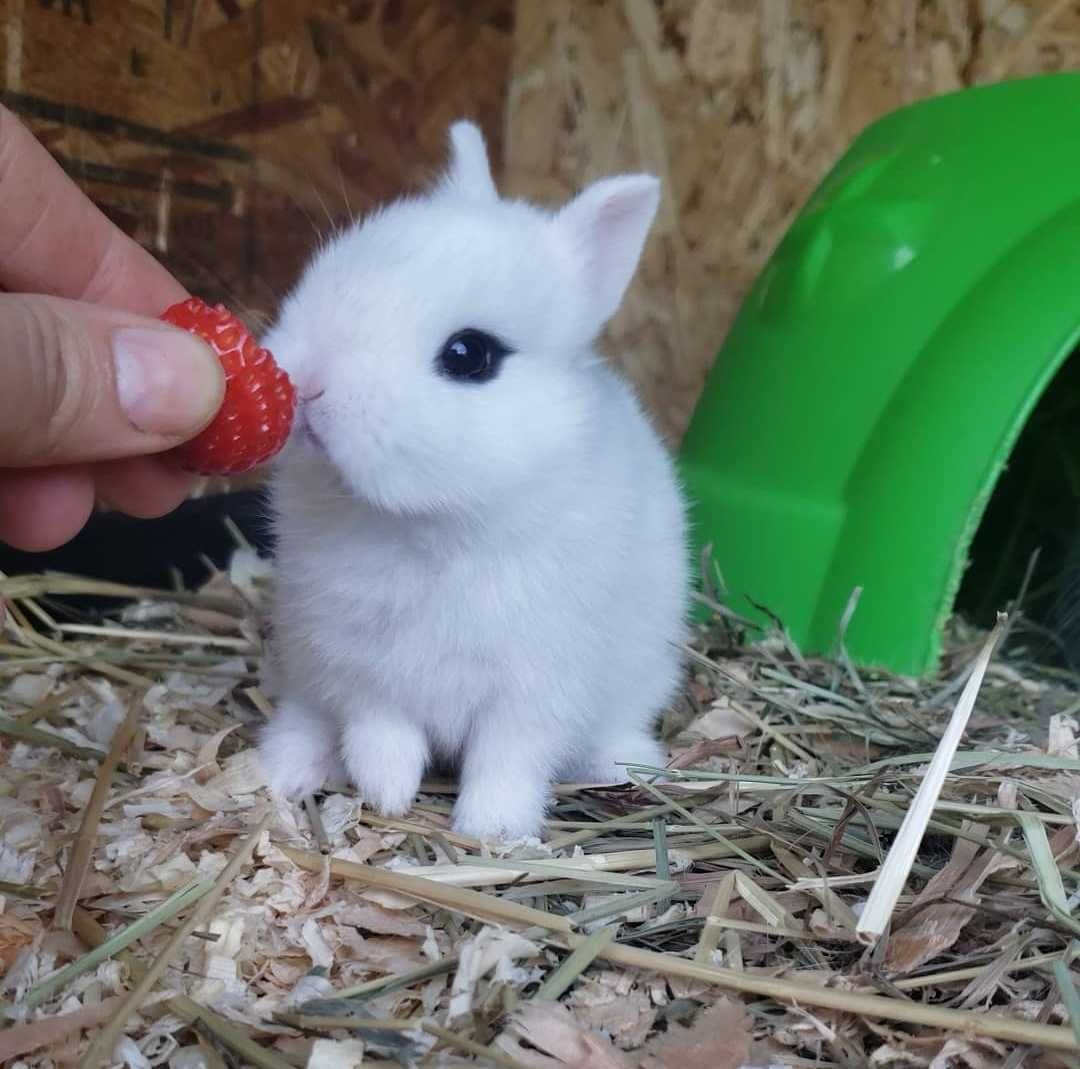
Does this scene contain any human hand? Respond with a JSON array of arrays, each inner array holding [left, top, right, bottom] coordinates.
[[0, 104, 225, 552]]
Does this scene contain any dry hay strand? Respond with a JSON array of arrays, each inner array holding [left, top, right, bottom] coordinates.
[[3, 557, 1080, 1066]]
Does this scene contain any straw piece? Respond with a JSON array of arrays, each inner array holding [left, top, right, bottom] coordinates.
[[731, 699, 816, 762], [0, 715, 105, 761], [1054, 955, 1080, 1046], [733, 871, 803, 932], [773, 846, 860, 932], [280, 847, 574, 933], [24, 879, 212, 1010], [304, 794, 333, 854], [694, 874, 733, 965], [0, 997, 126, 1064], [692, 916, 829, 942], [629, 773, 787, 881], [535, 925, 618, 1001], [651, 816, 672, 914], [273, 1013, 420, 1031], [562, 933, 1080, 1051], [331, 957, 460, 1001], [80, 813, 270, 1069], [55, 623, 255, 651], [449, 855, 673, 889], [421, 1022, 535, 1069], [71, 907, 295, 1069], [0, 879, 50, 900], [52, 701, 141, 931], [165, 1000, 298, 1069], [1017, 812, 1080, 936], [856, 615, 1006, 945], [389, 841, 763, 889], [893, 949, 1068, 991], [567, 886, 680, 928]]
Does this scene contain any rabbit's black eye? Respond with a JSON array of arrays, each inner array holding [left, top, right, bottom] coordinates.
[[436, 329, 508, 384]]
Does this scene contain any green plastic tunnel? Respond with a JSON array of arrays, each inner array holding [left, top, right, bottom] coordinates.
[[677, 72, 1080, 676]]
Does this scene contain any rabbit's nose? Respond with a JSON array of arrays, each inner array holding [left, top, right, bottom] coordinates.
[[299, 386, 326, 404]]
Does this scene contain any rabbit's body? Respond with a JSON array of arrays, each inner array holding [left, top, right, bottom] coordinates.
[[259, 122, 688, 840]]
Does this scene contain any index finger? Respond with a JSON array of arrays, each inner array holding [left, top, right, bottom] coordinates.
[[0, 104, 186, 315]]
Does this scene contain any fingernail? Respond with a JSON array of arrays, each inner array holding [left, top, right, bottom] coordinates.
[[112, 327, 224, 436]]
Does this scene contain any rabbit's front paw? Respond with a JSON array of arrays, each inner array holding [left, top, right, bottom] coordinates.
[[452, 734, 551, 842], [451, 787, 546, 843], [342, 714, 428, 817], [258, 700, 342, 799]]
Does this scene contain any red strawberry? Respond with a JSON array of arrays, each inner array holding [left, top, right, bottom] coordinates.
[[160, 298, 296, 475]]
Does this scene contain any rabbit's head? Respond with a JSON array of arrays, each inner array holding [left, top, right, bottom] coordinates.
[[265, 121, 660, 514]]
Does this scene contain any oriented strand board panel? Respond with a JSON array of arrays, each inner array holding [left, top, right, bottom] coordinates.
[[1, 0, 514, 329], [505, 0, 1078, 442]]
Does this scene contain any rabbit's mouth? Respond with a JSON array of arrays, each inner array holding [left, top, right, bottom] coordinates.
[[296, 409, 331, 460]]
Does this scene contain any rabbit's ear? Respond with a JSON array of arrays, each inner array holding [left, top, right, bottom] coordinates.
[[442, 121, 498, 201], [555, 175, 660, 332]]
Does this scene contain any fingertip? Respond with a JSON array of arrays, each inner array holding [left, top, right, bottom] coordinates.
[[112, 324, 225, 437], [0, 466, 96, 551]]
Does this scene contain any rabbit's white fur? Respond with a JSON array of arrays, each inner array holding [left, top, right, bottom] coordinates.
[[259, 121, 688, 841]]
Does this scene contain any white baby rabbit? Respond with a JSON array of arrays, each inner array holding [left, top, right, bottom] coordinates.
[[258, 121, 688, 841]]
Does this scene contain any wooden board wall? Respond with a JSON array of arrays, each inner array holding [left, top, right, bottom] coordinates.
[[0, 0, 513, 333], [505, 0, 1080, 441]]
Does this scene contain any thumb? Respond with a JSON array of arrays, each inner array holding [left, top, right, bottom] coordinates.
[[0, 292, 224, 467]]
